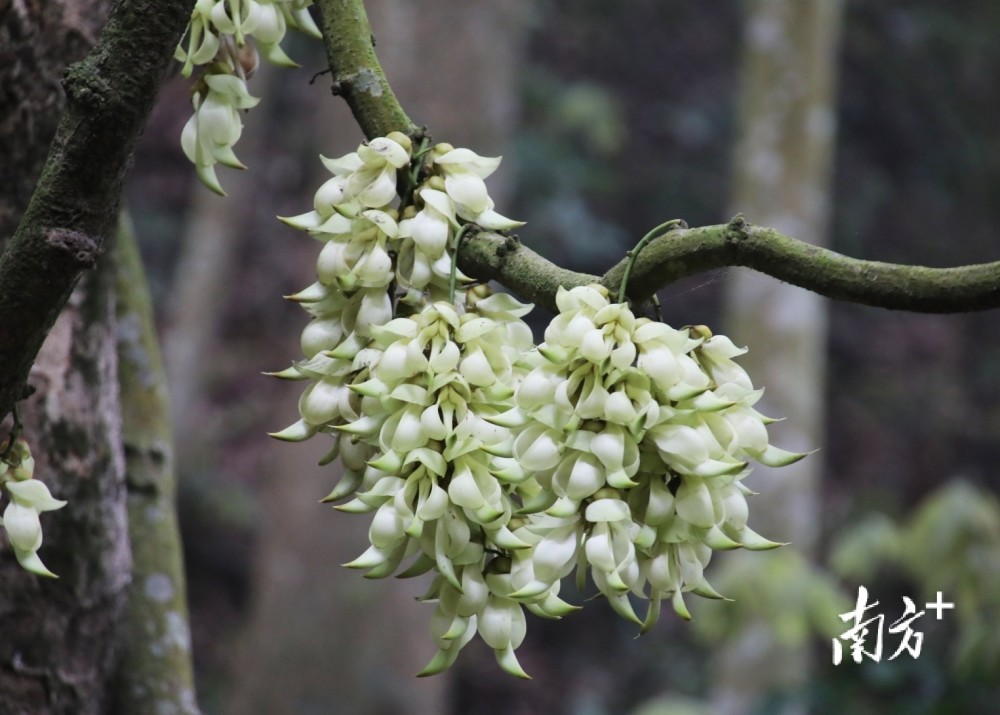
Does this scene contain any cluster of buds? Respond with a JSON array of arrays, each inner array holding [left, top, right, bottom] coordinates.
[[176, 0, 321, 193], [271, 134, 806, 678], [1, 439, 67, 577]]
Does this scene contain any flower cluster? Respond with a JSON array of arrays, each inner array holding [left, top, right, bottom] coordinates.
[[1, 439, 67, 577], [505, 284, 803, 628], [274, 135, 806, 677], [176, 0, 321, 194]]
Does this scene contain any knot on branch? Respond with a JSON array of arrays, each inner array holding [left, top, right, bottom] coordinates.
[[726, 213, 749, 242], [63, 62, 115, 111], [333, 68, 383, 98], [45, 228, 100, 269], [495, 234, 520, 259]]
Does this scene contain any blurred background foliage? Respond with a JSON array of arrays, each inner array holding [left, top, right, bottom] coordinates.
[[124, 0, 999, 712]]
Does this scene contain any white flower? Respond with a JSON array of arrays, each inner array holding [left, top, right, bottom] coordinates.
[[175, 0, 222, 76], [583, 497, 641, 622], [270, 133, 815, 677], [345, 135, 412, 208], [250, 0, 297, 67], [477, 595, 530, 679], [209, 0, 261, 42], [181, 72, 260, 195], [1, 447, 67, 578], [431, 145, 524, 229], [283, 0, 321, 39], [315, 210, 398, 291]]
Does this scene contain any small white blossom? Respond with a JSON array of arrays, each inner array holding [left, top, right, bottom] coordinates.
[[1, 441, 67, 577], [181, 72, 260, 195]]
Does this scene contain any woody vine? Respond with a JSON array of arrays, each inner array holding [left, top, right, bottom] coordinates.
[[2, 0, 1000, 682]]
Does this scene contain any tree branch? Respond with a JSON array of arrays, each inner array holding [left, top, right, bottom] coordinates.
[[0, 0, 194, 422], [314, 0, 417, 139], [458, 232, 597, 315], [313, 4, 1000, 317], [603, 215, 1000, 313], [460, 216, 1000, 314]]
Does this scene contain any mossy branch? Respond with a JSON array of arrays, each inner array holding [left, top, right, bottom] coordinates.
[[0, 0, 194, 422], [460, 217, 1000, 314], [604, 215, 1000, 312], [314, 0, 417, 140], [317, 4, 1000, 316]]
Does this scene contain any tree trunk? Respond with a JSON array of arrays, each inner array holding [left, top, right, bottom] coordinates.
[[0, 241, 130, 715], [0, 0, 110, 242], [714, 1, 843, 714], [1, 2, 198, 712], [0, 3, 125, 712]]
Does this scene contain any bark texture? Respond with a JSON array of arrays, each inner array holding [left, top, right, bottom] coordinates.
[[112, 216, 198, 715], [0, 3, 126, 713], [713, 2, 843, 714], [0, 0, 109, 240], [0, 250, 130, 715]]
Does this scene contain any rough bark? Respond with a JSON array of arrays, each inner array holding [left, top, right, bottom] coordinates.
[[0, 3, 120, 712], [0, 247, 130, 715], [315, 0, 416, 139], [0, 0, 110, 241]]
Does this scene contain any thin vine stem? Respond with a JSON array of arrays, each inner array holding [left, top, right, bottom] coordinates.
[[617, 219, 684, 304], [449, 224, 474, 303]]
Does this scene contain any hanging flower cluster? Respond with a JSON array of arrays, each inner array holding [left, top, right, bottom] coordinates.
[[1, 439, 67, 577], [272, 133, 807, 678], [503, 284, 804, 629], [175, 0, 321, 194]]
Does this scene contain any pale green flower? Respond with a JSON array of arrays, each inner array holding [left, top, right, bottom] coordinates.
[[431, 145, 524, 229], [181, 72, 260, 195], [270, 130, 813, 677], [249, 0, 297, 67], [583, 497, 641, 620], [209, 0, 261, 44], [1, 444, 67, 578], [397, 189, 455, 290], [477, 594, 530, 678], [175, 0, 223, 76], [282, 0, 321, 39], [346, 135, 412, 208], [315, 210, 398, 291]]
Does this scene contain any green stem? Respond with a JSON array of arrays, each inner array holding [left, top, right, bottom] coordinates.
[[307, 1, 1000, 317], [617, 219, 684, 304], [449, 225, 474, 303]]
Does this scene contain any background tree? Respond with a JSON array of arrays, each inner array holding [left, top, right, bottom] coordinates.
[[712, 2, 843, 714]]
